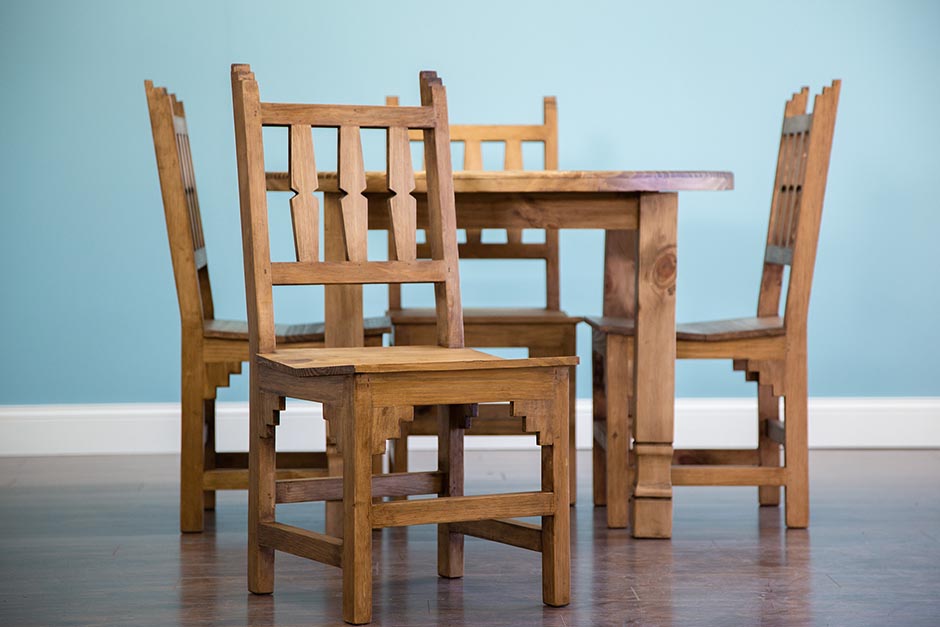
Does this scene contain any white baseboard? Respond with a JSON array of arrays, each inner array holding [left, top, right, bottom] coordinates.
[[0, 398, 937, 456]]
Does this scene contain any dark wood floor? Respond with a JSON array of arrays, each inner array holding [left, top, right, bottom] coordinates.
[[1, 450, 938, 626]]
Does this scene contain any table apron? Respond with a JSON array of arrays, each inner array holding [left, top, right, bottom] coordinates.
[[361, 193, 640, 230]]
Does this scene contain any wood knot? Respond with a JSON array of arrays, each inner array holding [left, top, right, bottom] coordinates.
[[651, 247, 677, 294]]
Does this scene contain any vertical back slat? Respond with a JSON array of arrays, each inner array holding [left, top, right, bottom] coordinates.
[[503, 139, 523, 246], [289, 124, 320, 262], [385, 96, 404, 309], [387, 127, 417, 262], [338, 126, 368, 263], [504, 139, 523, 170], [543, 96, 559, 170], [757, 87, 809, 317], [463, 140, 484, 246], [464, 140, 483, 170], [420, 71, 464, 348]]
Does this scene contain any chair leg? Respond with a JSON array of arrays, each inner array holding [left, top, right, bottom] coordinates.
[[542, 370, 571, 607], [325, 412, 344, 538], [591, 341, 607, 507], [388, 422, 411, 474], [342, 382, 374, 625], [438, 405, 465, 578], [248, 389, 277, 594], [605, 334, 632, 529], [180, 358, 205, 533], [784, 350, 809, 528], [203, 398, 217, 511], [757, 383, 781, 506], [532, 337, 578, 506]]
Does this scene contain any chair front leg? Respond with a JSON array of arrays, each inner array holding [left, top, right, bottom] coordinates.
[[248, 388, 277, 594], [542, 368, 571, 607], [202, 398, 217, 511], [342, 379, 374, 625]]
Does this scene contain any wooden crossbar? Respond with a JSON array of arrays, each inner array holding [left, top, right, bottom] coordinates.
[[270, 260, 448, 285], [671, 465, 786, 486], [371, 492, 555, 528], [409, 125, 551, 142], [673, 449, 761, 465], [215, 451, 327, 469], [450, 518, 543, 552], [261, 103, 436, 128], [275, 471, 442, 504], [782, 113, 813, 135], [258, 521, 343, 567], [766, 419, 786, 444], [765, 244, 794, 265]]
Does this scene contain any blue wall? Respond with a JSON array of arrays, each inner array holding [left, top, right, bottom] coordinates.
[[1, 0, 938, 404]]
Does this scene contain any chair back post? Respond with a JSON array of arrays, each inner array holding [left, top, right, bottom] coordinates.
[[231, 65, 277, 355], [231, 66, 464, 353], [419, 71, 464, 348], [783, 80, 840, 336], [757, 81, 841, 338], [145, 81, 215, 332]]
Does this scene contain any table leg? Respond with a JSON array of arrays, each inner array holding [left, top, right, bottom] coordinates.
[[631, 192, 677, 539], [324, 192, 364, 536]]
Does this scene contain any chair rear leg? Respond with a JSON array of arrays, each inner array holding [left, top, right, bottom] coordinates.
[[542, 369, 571, 607], [757, 383, 781, 506], [591, 340, 607, 506], [438, 405, 465, 578], [605, 334, 632, 529], [784, 352, 809, 528], [388, 422, 411, 474]]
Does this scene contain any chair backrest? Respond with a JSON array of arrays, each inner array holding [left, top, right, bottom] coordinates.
[[385, 95, 561, 311], [231, 65, 463, 354], [757, 80, 841, 335], [145, 81, 215, 332]]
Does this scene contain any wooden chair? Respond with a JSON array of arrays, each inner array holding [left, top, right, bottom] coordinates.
[[145, 81, 389, 533], [232, 65, 574, 624], [586, 80, 841, 531], [384, 95, 580, 502]]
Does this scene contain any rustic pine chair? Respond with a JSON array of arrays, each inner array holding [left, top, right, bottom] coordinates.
[[587, 80, 841, 530], [232, 65, 574, 624], [145, 81, 388, 533], [384, 96, 579, 502]]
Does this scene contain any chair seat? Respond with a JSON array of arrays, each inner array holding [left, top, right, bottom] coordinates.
[[258, 345, 578, 377], [584, 315, 785, 341], [390, 307, 582, 326], [203, 316, 390, 343]]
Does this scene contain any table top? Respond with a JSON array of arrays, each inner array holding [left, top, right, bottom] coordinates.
[[267, 170, 734, 194]]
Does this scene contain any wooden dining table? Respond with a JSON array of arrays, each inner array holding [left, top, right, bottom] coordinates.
[[268, 169, 734, 538]]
